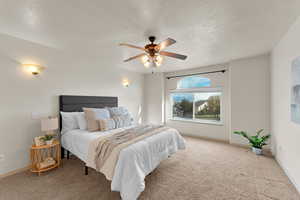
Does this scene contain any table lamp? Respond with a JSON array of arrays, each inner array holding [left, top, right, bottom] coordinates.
[[41, 117, 58, 136]]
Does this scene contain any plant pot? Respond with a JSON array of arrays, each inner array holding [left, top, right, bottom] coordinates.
[[45, 140, 53, 145], [252, 147, 262, 155]]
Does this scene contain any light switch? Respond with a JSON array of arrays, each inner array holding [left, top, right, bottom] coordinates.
[[31, 112, 39, 119], [0, 154, 4, 162], [31, 112, 44, 119]]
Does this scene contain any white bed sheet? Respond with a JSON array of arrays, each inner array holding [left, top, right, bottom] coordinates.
[[61, 126, 135, 163]]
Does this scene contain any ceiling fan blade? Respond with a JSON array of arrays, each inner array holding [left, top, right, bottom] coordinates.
[[158, 38, 176, 50], [123, 53, 146, 62], [159, 51, 187, 60], [119, 43, 145, 51]]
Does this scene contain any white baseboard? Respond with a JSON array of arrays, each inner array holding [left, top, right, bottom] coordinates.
[[276, 156, 300, 195], [182, 133, 228, 143], [0, 165, 30, 179]]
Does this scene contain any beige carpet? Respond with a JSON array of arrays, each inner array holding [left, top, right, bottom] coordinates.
[[0, 137, 299, 200]]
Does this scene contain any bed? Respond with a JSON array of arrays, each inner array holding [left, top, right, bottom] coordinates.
[[59, 95, 186, 200]]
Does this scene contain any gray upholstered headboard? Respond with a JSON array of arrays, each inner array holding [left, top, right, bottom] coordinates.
[[59, 95, 118, 131]]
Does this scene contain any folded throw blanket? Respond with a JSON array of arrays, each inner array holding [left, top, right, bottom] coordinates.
[[94, 124, 169, 179]]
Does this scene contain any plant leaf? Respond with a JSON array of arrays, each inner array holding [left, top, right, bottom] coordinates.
[[234, 130, 270, 149], [256, 129, 264, 137]]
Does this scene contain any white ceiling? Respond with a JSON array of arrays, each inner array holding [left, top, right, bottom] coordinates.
[[0, 0, 299, 73]]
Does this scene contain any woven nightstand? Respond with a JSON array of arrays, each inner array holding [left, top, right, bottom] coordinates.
[[30, 140, 61, 175]]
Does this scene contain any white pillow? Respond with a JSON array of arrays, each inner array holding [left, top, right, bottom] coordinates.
[[76, 112, 87, 130], [60, 112, 80, 134]]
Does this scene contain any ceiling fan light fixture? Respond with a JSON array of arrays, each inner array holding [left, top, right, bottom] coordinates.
[[120, 36, 187, 69], [141, 54, 164, 68], [154, 55, 163, 67], [155, 62, 161, 67], [141, 55, 149, 63], [144, 61, 151, 68], [141, 55, 151, 68]]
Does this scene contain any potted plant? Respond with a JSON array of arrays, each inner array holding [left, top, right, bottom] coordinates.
[[42, 134, 54, 145], [233, 129, 271, 155]]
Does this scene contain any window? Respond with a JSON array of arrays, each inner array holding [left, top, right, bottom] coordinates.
[[170, 76, 222, 124], [177, 76, 211, 89]]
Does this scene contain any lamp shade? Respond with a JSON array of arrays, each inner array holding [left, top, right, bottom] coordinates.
[[41, 117, 58, 132]]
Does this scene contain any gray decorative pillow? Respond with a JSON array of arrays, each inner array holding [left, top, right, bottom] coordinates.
[[107, 107, 129, 116], [107, 107, 133, 126], [121, 114, 132, 127], [113, 115, 132, 128]]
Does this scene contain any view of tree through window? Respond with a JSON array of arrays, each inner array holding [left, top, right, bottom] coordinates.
[[171, 92, 221, 122], [171, 76, 221, 123], [194, 93, 221, 121], [172, 93, 194, 119]]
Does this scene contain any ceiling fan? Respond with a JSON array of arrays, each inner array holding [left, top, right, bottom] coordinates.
[[119, 36, 187, 68]]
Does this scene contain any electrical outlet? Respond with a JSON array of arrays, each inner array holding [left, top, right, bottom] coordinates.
[[0, 154, 5, 162]]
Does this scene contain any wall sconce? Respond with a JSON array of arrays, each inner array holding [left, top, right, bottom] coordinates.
[[23, 64, 44, 75], [122, 78, 130, 88]]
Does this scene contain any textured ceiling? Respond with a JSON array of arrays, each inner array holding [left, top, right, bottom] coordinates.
[[0, 0, 299, 73]]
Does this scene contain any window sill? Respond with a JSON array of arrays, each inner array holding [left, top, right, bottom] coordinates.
[[168, 118, 224, 126]]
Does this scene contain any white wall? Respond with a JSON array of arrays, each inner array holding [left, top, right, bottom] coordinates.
[[143, 73, 164, 124], [271, 16, 300, 192], [0, 42, 144, 175], [229, 54, 270, 146]]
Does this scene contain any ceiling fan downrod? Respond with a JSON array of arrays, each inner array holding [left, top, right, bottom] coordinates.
[[149, 36, 156, 44]]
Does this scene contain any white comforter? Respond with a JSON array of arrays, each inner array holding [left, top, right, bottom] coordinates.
[[112, 127, 185, 200], [61, 125, 186, 200]]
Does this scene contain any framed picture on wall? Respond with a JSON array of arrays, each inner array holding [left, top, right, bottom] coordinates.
[[291, 57, 300, 124]]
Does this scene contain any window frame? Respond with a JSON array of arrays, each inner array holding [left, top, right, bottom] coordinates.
[[169, 87, 224, 125]]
